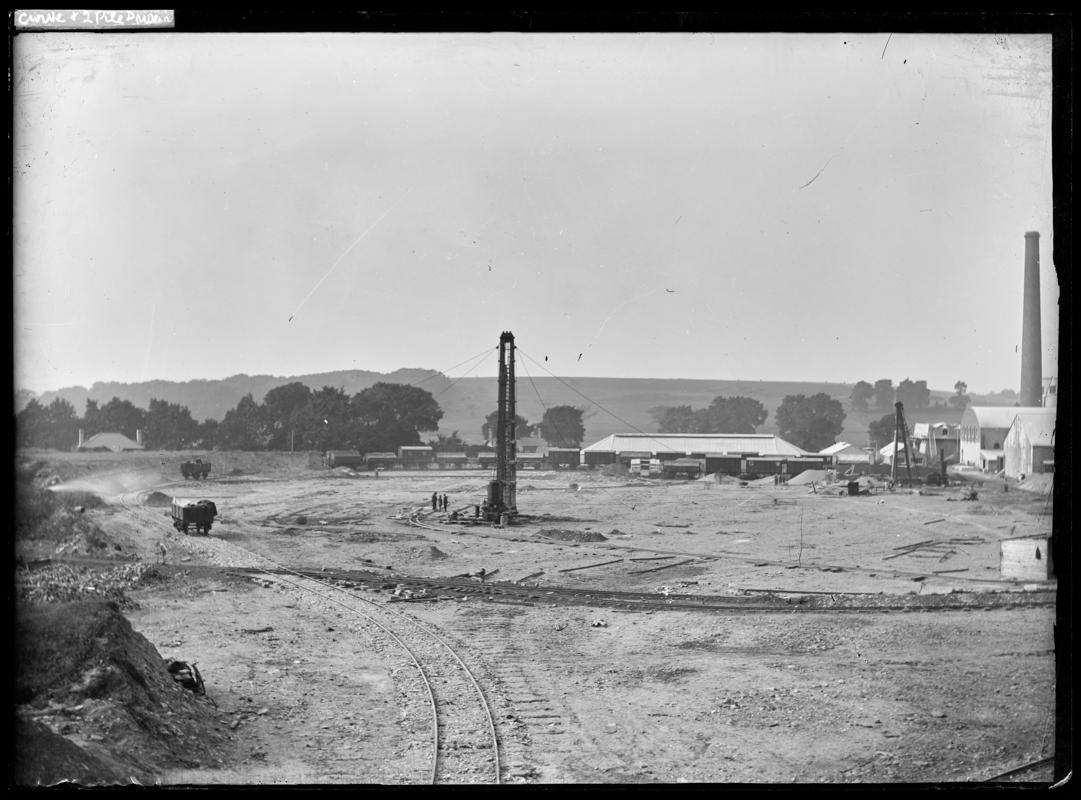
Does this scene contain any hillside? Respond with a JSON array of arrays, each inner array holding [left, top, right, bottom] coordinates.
[[30, 369, 448, 425], [19, 370, 1015, 448]]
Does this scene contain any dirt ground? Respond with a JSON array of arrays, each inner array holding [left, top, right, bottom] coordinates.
[[14, 451, 1060, 785]]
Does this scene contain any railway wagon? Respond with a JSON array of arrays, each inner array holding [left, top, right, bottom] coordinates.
[[364, 452, 398, 470], [662, 457, 705, 479], [171, 499, 217, 535], [704, 454, 743, 476], [180, 459, 211, 480], [583, 450, 617, 467], [744, 456, 786, 476], [435, 452, 469, 469], [398, 445, 435, 469], [517, 452, 545, 470], [786, 456, 831, 476], [325, 450, 365, 469], [742, 456, 832, 478], [546, 447, 581, 468]]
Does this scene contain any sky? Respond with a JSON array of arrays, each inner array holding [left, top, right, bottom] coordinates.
[[13, 32, 1057, 396]]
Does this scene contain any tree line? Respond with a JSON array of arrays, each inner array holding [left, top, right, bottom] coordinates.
[[650, 394, 846, 453], [849, 378, 932, 411], [15, 383, 590, 453], [848, 377, 985, 411]]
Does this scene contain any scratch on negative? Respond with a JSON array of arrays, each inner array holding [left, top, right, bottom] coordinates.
[[881, 33, 893, 60], [799, 156, 833, 190]]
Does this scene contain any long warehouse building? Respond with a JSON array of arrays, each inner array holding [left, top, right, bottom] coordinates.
[[581, 433, 827, 476]]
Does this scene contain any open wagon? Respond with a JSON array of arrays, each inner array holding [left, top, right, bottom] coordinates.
[[181, 459, 212, 480], [171, 498, 218, 535]]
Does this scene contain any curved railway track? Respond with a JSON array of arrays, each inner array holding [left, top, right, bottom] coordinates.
[[251, 566, 502, 785], [111, 488, 1053, 781], [119, 492, 502, 785]]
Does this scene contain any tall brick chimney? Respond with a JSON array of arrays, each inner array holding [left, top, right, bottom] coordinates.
[[136, 429, 143, 446], [1019, 231, 1043, 406], [77, 428, 84, 448]]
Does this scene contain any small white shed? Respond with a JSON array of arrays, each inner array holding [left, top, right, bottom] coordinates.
[[999, 535, 1053, 581]]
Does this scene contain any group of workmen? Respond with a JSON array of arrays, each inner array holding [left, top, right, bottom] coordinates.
[[431, 492, 449, 512]]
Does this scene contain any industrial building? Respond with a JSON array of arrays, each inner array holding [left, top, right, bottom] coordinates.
[[1003, 410, 1056, 478], [75, 430, 145, 452], [818, 441, 868, 464], [583, 433, 806, 462], [580, 433, 826, 476], [878, 439, 915, 467], [956, 232, 1057, 475], [910, 422, 960, 466], [959, 407, 1045, 472]]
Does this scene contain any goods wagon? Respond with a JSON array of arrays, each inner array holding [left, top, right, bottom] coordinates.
[[171, 499, 217, 535], [662, 457, 705, 479], [180, 459, 211, 480], [325, 450, 365, 468], [364, 452, 398, 470]]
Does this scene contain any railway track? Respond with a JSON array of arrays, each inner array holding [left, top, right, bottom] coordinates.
[[253, 568, 502, 784], [118, 494, 502, 784], [272, 566, 1057, 615], [113, 490, 1053, 783]]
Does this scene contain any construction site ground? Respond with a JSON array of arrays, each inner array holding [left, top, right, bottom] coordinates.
[[15, 451, 1058, 785]]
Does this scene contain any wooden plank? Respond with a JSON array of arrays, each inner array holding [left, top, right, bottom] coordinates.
[[628, 555, 676, 562], [923, 518, 947, 526], [629, 558, 697, 575], [892, 539, 936, 551], [557, 558, 624, 573]]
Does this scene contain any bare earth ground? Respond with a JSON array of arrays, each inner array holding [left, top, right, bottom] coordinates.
[[15, 450, 1058, 785]]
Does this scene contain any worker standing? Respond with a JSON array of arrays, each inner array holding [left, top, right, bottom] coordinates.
[[431, 492, 438, 511]]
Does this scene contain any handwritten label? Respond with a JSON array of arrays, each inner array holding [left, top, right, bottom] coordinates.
[[14, 9, 175, 30]]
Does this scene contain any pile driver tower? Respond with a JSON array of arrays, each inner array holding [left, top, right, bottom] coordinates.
[[483, 331, 518, 522], [891, 401, 915, 488]]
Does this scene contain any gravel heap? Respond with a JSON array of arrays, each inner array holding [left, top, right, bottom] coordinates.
[[537, 528, 609, 543], [16, 562, 155, 609]]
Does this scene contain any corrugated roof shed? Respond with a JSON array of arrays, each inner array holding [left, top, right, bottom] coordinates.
[[878, 439, 916, 458], [819, 441, 857, 456], [912, 423, 957, 438], [582, 433, 807, 457], [1010, 412, 1056, 446], [76, 432, 144, 452], [964, 406, 1041, 430]]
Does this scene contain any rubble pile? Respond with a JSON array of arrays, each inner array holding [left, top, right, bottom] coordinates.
[[138, 491, 172, 507], [17, 562, 155, 609], [1016, 474, 1053, 495], [14, 601, 231, 785], [539, 528, 609, 543]]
